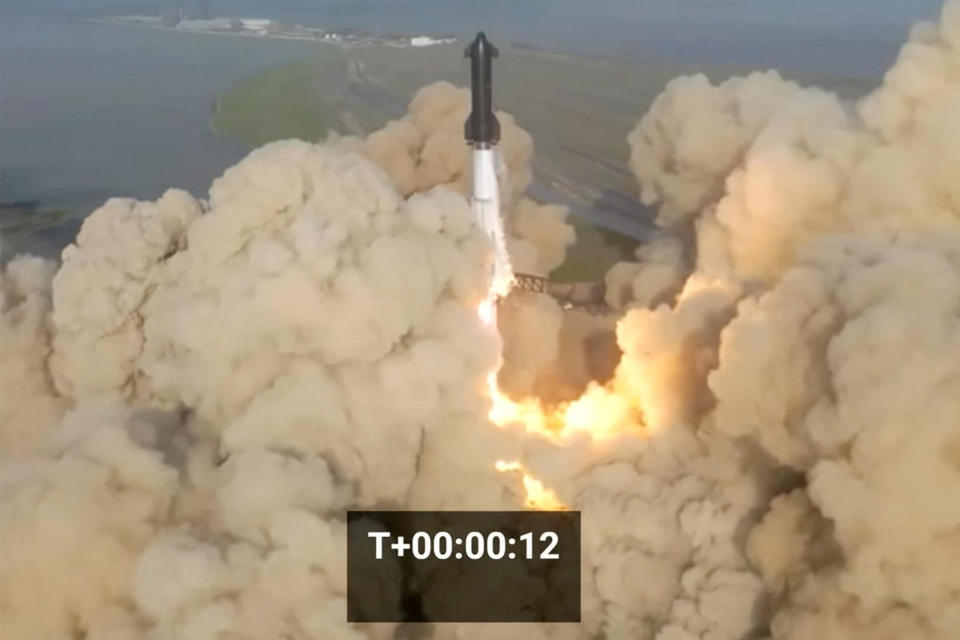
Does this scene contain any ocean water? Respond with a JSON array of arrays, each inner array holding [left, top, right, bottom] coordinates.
[[1, 8, 317, 255]]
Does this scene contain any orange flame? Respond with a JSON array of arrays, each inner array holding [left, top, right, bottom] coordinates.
[[494, 460, 567, 511], [475, 280, 648, 510], [478, 295, 637, 441], [477, 288, 641, 511], [488, 374, 638, 442]]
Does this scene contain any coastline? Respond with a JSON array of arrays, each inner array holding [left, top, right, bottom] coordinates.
[[88, 16, 458, 49]]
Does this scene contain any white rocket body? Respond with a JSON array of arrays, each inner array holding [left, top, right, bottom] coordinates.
[[471, 146, 514, 298]]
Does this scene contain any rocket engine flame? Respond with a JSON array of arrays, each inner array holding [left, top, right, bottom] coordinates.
[[465, 33, 645, 511]]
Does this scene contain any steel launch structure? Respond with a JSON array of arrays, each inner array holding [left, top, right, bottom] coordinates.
[[465, 33, 515, 297]]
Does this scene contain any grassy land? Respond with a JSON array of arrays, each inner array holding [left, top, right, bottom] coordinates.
[[0, 203, 70, 236], [212, 58, 341, 147], [0, 202, 76, 259], [551, 217, 638, 282]]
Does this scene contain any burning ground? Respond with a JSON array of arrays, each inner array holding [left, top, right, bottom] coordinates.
[[2, 2, 960, 639]]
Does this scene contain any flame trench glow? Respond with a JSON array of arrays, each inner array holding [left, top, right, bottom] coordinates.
[[469, 101, 644, 511], [494, 460, 568, 511], [480, 289, 640, 445], [477, 273, 639, 511], [475, 283, 571, 511]]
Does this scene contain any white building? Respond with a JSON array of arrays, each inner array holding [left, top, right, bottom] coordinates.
[[180, 18, 233, 31], [240, 18, 273, 34], [410, 36, 455, 47]]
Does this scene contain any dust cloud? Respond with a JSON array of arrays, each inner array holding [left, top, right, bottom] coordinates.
[[2, 3, 960, 639]]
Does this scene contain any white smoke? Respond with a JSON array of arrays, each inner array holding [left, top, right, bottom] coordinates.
[[2, 3, 960, 639]]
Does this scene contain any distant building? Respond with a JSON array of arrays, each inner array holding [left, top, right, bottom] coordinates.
[[410, 36, 456, 47], [180, 18, 233, 31], [239, 18, 273, 34]]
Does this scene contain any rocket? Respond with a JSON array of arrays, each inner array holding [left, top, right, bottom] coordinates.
[[465, 32, 500, 146], [465, 32, 514, 298]]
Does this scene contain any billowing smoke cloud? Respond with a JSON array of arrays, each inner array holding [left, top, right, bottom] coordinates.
[[0, 136, 526, 638], [508, 199, 576, 277], [525, 2, 960, 638], [361, 81, 532, 204], [354, 81, 575, 278], [604, 235, 686, 311], [2, 3, 960, 639], [349, 81, 577, 398], [0, 256, 67, 457]]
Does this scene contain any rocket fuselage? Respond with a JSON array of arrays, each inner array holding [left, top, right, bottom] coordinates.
[[464, 32, 501, 147], [465, 32, 513, 297]]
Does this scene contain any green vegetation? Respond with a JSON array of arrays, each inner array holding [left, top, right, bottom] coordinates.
[[0, 203, 70, 235], [212, 58, 341, 147], [551, 217, 638, 282]]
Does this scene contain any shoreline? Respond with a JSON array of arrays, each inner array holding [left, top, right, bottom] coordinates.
[[88, 16, 458, 49]]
